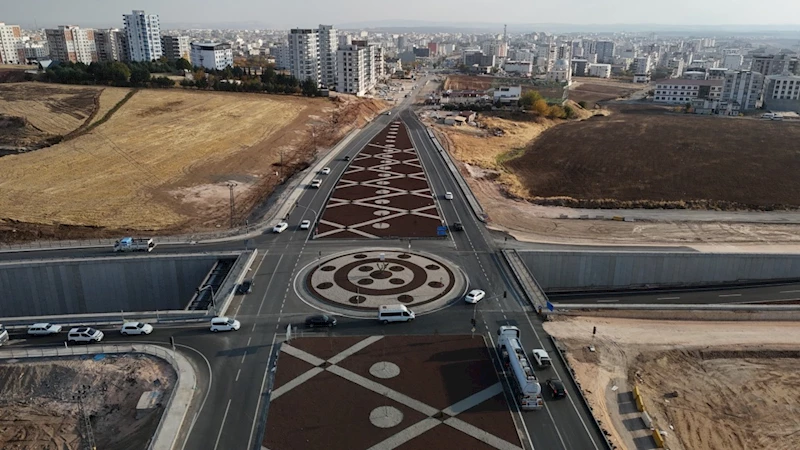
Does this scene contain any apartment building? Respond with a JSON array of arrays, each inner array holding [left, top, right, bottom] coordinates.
[[162, 35, 190, 62], [123, 10, 162, 62], [45, 26, 97, 64], [352, 40, 378, 88], [271, 45, 290, 70], [751, 54, 799, 76], [94, 29, 127, 62], [336, 44, 368, 95], [720, 70, 764, 114], [571, 59, 589, 76], [0, 23, 24, 64], [24, 42, 49, 60], [595, 40, 615, 64], [190, 42, 233, 70], [632, 55, 651, 75], [318, 25, 338, 89], [722, 54, 743, 70], [288, 28, 320, 84], [587, 63, 611, 78], [546, 59, 571, 84], [504, 60, 533, 76], [763, 74, 800, 112], [653, 79, 722, 104]]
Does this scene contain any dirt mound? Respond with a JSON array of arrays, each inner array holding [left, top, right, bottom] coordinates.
[[0, 114, 61, 155], [0, 70, 28, 83], [0, 354, 176, 450]]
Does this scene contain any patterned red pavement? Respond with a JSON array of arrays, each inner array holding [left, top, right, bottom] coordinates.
[[316, 120, 443, 239]]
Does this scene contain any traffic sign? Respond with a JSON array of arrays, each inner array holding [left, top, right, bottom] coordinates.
[[436, 226, 447, 236]]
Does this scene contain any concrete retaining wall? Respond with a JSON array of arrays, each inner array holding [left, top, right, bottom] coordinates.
[[520, 251, 800, 291], [0, 255, 223, 317]]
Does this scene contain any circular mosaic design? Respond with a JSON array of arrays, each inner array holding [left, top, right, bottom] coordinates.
[[376, 181, 390, 185], [321, 265, 336, 271], [375, 199, 390, 204], [373, 223, 390, 229], [306, 250, 458, 310], [370, 362, 400, 379], [374, 210, 391, 216]]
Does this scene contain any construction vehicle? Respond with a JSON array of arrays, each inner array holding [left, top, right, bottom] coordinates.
[[113, 237, 155, 252], [497, 325, 544, 410]]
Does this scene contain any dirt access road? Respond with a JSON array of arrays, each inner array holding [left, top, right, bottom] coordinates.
[[545, 316, 800, 450]]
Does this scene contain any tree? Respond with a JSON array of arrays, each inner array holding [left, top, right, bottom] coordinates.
[[519, 90, 543, 109], [180, 78, 194, 89], [193, 69, 208, 89], [564, 105, 576, 119], [301, 78, 320, 97], [577, 100, 588, 109], [109, 62, 131, 85], [151, 76, 175, 88], [175, 58, 192, 71], [532, 99, 549, 116], [130, 66, 151, 86]]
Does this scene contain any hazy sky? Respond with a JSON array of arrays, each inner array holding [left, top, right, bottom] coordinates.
[[3, 0, 800, 28]]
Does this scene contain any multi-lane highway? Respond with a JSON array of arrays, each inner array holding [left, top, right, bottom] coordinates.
[[2, 83, 608, 450]]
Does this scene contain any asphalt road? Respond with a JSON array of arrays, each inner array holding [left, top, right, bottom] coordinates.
[[551, 282, 800, 305], [1, 85, 607, 450]]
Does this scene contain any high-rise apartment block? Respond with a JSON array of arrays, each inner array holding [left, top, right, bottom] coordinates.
[[162, 35, 190, 62], [94, 29, 128, 62], [190, 42, 233, 70], [0, 23, 24, 64], [45, 26, 97, 64], [123, 10, 162, 62], [720, 70, 764, 114], [318, 25, 337, 89], [595, 40, 615, 64], [337, 44, 369, 96], [750, 54, 799, 76], [288, 28, 320, 84]]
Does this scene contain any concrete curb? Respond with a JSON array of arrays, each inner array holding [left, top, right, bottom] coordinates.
[[215, 249, 259, 316], [422, 125, 488, 223], [501, 249, 547, 313], [0, 343, 196, 450]]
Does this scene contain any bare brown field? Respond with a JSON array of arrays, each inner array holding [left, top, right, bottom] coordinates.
[[444, 75, 564, 99], [89, 86, 133, 126], [507, 105, 800, 210], [545, 317, 800, 450], [0, 87, 383, 239], [568, 78, 642, 104]]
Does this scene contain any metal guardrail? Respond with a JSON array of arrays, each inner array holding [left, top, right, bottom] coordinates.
[[0, 311, 209, 331], [501, 249, 548, 312]]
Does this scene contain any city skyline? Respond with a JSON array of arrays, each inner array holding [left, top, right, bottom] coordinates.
[[4, 0, 800, 29]]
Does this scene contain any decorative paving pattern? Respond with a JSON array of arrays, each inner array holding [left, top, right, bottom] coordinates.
[[306, 250, 460, 311], [317, 120, 443, 239], [263, 335, 524, 450]]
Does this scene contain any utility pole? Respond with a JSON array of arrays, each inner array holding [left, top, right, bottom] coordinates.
[[74, 384, 96, 450], [227, 182, 236, 228]]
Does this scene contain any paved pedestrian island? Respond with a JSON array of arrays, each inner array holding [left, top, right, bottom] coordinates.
[[300, 249, 466, 315], [262, 335, 524, 450], [316, 120, 443, 239]]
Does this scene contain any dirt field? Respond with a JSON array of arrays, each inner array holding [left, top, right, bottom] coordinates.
[[0, 354, 176, 450], [568, 78, 643, 104], [0, 85, 383, 240], [508, 105, 800, 210], [544, 317, 800, 450]]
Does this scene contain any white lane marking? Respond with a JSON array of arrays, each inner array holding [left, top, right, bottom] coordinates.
[[246, 332, 279, 450], [597, 299, 620, 303], [656, 297, 680, 300], [256, 255, 284, 315], [235, 369, 241, 382], [175, 344, 214, 450], [718, 293, 742, 297], [780, 290, 800, 293], [213, 399, 232, 450]]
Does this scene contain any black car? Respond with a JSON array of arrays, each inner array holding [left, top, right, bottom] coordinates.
[[546, 379, 567, 399], [305, 314, 337, 328], [451, 222, 463, 231], [344, 155, 351, 161], [237, 280, 253, 294]]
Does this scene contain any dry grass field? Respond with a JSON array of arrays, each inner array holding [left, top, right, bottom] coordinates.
[[0, 83, 101, 138], [508, 105, 800, 210], [444, 75, 564, 99], [568, 78, 642, 104], [0, 86, 381, 237]]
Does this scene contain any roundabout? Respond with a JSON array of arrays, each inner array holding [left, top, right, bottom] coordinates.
[[298, 249, 467, 317]]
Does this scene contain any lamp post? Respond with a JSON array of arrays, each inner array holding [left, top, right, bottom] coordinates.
[[197, 285, 216, 315]]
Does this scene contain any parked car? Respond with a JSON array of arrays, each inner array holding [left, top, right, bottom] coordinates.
[[120, 321, 153, 335], [305, 314, 337, 328], [300, 220, 311, 230], [273, 222, 288, 233], [67, 327, 104, 344], [464, 289, 486, 304], [546, 379, 567, 399], [237, 279, 253, 294], [27, 323, 63, 336], [451, 222, 463, 231], [210, 317, 241, 332], [321, 167, 331, 175]]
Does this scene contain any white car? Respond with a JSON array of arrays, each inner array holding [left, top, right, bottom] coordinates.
[[385, 111, 392, 115], [27, 323, 63, 336], [464, 289, 486, 304], [120, 321, 153, 336], [532, 349, 552, 366], [311, 179, 322, 188], [273, 222, 288, 233], [300, 220, 311, 230], [445, 192, 454, 200], [67, 327, 104, 344], [210, 317, 241, 332], [321, 167, 331, 175]]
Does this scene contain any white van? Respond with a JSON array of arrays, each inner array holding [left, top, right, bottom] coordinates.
[[378, 304, 415, 324], [210, 316, 241, 332]]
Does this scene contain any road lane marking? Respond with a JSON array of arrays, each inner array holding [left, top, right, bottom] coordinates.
[[780, 290, 800, 293], [656, 297, 680, 300], [718, 293, 742, 297], [256, 255, 284, 316], [247, 332, 279, 450], [597, 299, 619, 303], [213, 399, 232, 450], [235, 369, 241, 382]]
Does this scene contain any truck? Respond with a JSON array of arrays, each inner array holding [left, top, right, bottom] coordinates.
[[113, 237, 155, 253], [497, 325, 544, 410]]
